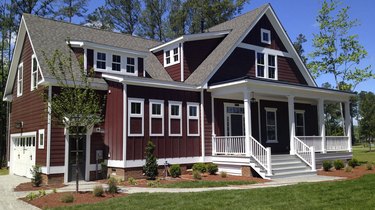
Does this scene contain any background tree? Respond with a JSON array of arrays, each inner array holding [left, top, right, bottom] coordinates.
[[293, 33, 307, 65], [85, 6, 114, 30], [104, 0, 141, 35], [139, 0, 169, 41], [166, 0, 187, 39], [43, 44, 103, 192], [358, 91, 375, 151], [322, 83, 344, 136], [54, 0, 88, 23]]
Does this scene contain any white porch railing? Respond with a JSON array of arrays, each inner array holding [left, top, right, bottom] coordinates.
[[250, 136, 272, 176], [294, 136, 316, 171], [326, 136, 350, 152], [297, 136, 323, 152], [212, 136, 246, 156]]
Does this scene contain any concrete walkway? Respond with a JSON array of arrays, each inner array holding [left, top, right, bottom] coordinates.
[[0, 175, 39, 210]]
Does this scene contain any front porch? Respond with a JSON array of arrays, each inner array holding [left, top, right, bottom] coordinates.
[[208, 78, 354, 179]]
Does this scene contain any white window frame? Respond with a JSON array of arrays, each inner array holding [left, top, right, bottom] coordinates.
[[96, 52, 107, 70], [128, 98, 144, 137], [187, 102, 200, 136], [126, 56, 137, 75], [261, 28, 271, 44], [265, 107, 278, 143], [31, 54, 38, 91], [256, 52, 278, 80], [168, 101, 182, 136], [149, 99, 164, 136], [164, 45, 180, 67], [94, 50, 138, 76], [38, 129, 45, 149], [17, 63, 23, 97], [295, 110, 306, 136], [111, 54, 121, 71]]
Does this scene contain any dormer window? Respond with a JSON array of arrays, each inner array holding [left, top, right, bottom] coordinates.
[[126, 57, 135, 73], [97, 52, 106, 69], [112, 55, 121, 71], [261, 28, 271, 44], [164, 46, 180, 67]]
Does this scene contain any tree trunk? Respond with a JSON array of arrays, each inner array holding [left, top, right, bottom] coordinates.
[[75, 130, 79, 193]]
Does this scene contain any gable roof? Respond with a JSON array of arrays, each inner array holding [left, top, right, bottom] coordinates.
[[184, 3, 316, 87]]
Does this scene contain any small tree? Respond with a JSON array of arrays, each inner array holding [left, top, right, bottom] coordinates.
[[43, 43, 103, 193], [359, 91, 375, 151], [143, 140, 158, 180]]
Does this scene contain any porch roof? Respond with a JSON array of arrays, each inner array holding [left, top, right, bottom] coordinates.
[[208, 76, 355, 102]]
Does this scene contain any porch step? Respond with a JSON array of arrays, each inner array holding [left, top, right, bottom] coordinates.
[[271, 170, 317, 179]]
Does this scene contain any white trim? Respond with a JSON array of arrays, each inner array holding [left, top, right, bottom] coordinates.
[[93, 50, 138, 76], [85, 127, 93, 181], [64, 127, 69, 183], [107, 160, 125, 168], [187, 102, 200, 136], [288, 95, 295, 154], [168, 101, 183, 136], [265, 107, 278, 143], [200, 90, 205, 161], [123, 83, 127, 167], [41, 164, 102, 175], [17, 63, 23, 97], [149, 99, 164, 136], [10, 131, 37, 138], [261, 28, 271, 44], [255, 52, 278, 80], [238, 43, 291, 57], [180, 43, 184, 81], [164, 45, 180, 67], [47, 86, 52, 174], [150, 30, 230, 52], [128, 98, 144, 137], [30, 54, 38, 91], [83, 48, 87, 73], [224, 103, 245, 136], [38, 129, 45, 149], [125, 156, 204, 168]]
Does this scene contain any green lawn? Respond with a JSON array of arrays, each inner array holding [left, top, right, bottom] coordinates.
[[160, 180, 257, 188], [353, 145, 375, 163], [0, 168, 9, 175], [53, 174, 375, 210]]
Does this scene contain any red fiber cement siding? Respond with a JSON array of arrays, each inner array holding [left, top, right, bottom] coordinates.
[[277, 56, 307, 85], [104, 81, 123, 160], [126, 85, 201, 160], [10, 33, 47, 166], [154, 50, 180, 81]]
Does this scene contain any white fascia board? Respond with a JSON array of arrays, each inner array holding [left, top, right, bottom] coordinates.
[[150, 30, 231, 52], [102, 73, 200, 91], [67, 40, 149, 57]]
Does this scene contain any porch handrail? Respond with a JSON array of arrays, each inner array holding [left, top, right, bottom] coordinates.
[[212, 136, 246, 156], [250, 136, 272, 176], [326, 136, 350, 151], [297, 136, 323, 152], [294, 136, 316, 171]]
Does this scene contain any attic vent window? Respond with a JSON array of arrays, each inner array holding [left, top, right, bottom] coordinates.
[[261, 28, 271, 44], [164, 45, 180, 67]]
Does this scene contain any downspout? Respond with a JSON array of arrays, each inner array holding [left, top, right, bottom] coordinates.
[[200, 88, 205, 162], [47, 85, 52, 174], [123, 83, 127, 168]]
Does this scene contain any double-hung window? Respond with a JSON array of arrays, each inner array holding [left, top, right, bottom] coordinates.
[[265, 108, 278, 143], [126, 57, 136, 74], [169, 101, 182, 136], [17, 63, 23, 97], [128, 98, 144, 136], [256, 52, 277, 80], [96, 52, 106, 70], [295, 110, 305, 136], [164, 46, 179, 67], [31, 54, 38, 91], [187, 103, 200, 136], [112, 54, 121, 71], [149, 100, 164, 136]]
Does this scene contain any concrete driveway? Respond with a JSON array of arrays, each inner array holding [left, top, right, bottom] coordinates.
[[0, 175, 39, 210]]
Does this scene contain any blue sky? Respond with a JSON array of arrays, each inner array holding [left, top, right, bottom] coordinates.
[[83, 0, 374, 92]]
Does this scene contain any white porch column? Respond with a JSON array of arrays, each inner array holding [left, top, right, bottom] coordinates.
[[288, 95, 295, 155], [344, 101, 352, 152], [318, 98, 326, 153], [243, 89, 252, 156]]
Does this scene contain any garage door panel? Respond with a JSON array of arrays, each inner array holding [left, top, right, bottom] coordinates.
[[11, 135, 36, 178]]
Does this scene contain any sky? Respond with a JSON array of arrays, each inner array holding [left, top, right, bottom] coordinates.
[[83, 0, 375, 92]]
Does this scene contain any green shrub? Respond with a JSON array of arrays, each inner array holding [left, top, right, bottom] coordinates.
[[192, 171, 202, 180], [192, 163, 207, 173], [147, 179, 161, 188], [52, 188, 57, 193], [220, 171, 227, 178], [93, 185, 104, 197], [128, 177, 137, 185], [107, 177, 118, 194], [38, 189, 46, 197], [26, 192, 39, 201], [366, 163, 373, 170], [169, 164, 182, 178], [60, 193, 74, 203], [143, 140, 158, 180], [345, 166, 353, 172], [206, 163, 218, 175], [30, 165, 42, 187], [333, 160, 345, 170], [101, 162, 108, 179], [322, 160, 333, 171], [348, 159, 360, 168]]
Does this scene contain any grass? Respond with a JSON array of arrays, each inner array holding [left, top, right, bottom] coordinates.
[[353, 145, 375, 163], [53, 174, 375, 210], [0, 168, 9, 175], [160, 180, 257, 188]]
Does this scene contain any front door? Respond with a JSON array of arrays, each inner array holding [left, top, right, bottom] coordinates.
[[68, 135, 86, 182], [224, 103, 245, 136]]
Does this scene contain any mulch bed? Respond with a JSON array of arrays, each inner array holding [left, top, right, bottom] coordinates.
[[318, 165, 375, 179], [14, 182, 66, 192], [115, 173, 268, 187], [21, 191, 127, 209]]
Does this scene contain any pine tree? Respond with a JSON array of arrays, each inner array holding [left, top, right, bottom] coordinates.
[[104, 0, 141, 35], [85, 6, 114, 30], [293, 33, 307, 65], [143, 140, 158, 180], [54, 0, 88, 23], [139, 0, 169, 41]]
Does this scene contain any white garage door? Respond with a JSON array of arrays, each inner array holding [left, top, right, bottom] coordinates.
[[11, 134, 36, 178]]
